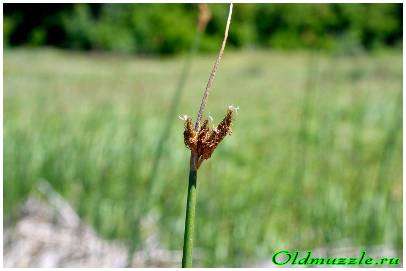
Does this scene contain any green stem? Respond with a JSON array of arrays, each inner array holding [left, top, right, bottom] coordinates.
[[125, 26, 203, 267], [182, 164, 198, 267]]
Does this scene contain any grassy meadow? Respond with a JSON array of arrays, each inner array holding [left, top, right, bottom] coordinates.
[[4, 48, 402, 266]]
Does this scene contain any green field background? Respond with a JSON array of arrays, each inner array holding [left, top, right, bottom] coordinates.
[[4, 48, 402, 266]]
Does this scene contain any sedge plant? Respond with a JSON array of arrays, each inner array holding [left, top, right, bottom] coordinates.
[[180, 3, 235, 268], [125, 5, 212, 266]]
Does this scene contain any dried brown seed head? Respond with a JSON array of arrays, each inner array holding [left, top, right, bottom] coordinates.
[[183, 106, 237, 169], [198, 4, 212, 32], [200, 107, 234, 160]]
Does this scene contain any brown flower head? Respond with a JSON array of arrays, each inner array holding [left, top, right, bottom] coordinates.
[[182, 105, 238, 169], [198, 4, 212, 32]]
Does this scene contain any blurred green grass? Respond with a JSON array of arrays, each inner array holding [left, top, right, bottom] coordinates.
[[4, 48, 402, 266]]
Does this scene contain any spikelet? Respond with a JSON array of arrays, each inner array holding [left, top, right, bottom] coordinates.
[[183, 106, 237, 169], [184, 117, 197, 152]]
